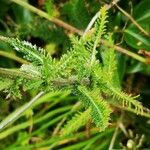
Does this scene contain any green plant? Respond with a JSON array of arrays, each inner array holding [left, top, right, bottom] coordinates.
[[1, 6, 150, 140]]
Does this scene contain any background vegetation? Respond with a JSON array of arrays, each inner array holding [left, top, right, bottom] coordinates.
[[0, 0, 150, 149]]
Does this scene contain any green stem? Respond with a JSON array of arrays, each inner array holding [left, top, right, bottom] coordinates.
[[114, 45, 146, 63], [101, 39, 146, 63], [0, 0, 146, 64], [0, 50, 29, 64], [11, 0, 83, 35], [0, 68, 35, 79]]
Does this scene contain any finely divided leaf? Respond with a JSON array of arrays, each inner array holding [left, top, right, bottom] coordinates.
[[78, 86, 112, 131], [8, 38, 45, 64], [61, 109, 91, 135]]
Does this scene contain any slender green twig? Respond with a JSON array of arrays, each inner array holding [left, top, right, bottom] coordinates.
[[114, 45, 146, 63], [100, 39, 146, 63], [0, 50, 29, 64], [0, 68, 35, 79], [11, 0, 83, 35]]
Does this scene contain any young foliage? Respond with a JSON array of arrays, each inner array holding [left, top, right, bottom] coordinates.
[[89, 6, 108, 66], [8, 38, 46, 65], [78, 86, 112, 131], [101, 35, 119, 87], [0, 77, 13, 91], [61, 109, 91, 135], [0, 6, 150, 135]]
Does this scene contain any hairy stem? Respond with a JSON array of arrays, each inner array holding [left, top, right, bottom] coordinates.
[[0, 68, 35, 79]]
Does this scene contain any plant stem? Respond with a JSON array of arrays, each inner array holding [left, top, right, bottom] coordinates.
[[114, 3, 149, 37], [11, 0, 83, 35], [0, 68, 35, 79], [1, 1, 147, 63], [114, 45, 146, 63], [101, 39, 146, 63], [0, 34, 146, 64], [0, 50, 29, 64]]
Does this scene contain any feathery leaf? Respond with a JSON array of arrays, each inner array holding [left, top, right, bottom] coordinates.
[[61, 109, 91, 135], [78, 86, 112, 131]]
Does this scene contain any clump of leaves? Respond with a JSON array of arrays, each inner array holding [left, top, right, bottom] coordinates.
[[0, 6, 150, 136]]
